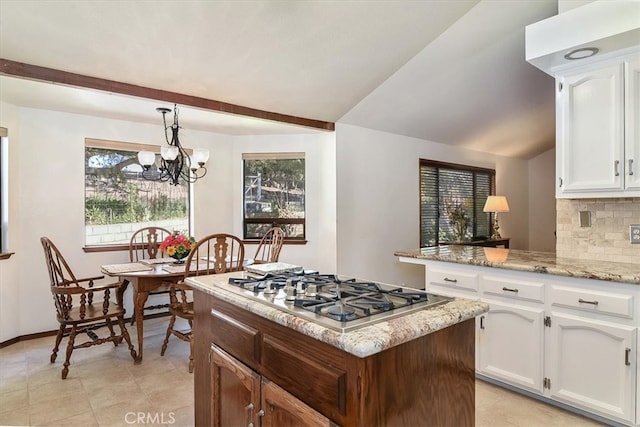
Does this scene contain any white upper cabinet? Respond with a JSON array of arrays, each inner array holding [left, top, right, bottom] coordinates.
[[556, 60, 624, 195], [556, 54, 640, 198], [525, 1, 640, 199]]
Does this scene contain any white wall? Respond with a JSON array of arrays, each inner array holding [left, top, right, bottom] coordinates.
[[5, 108, 235, 338], [335, 123, 530, 289], [231, 133, 338, 273], [0, 105, 337, 340], [0, 106, 232, 338], [528, 148, 557, 252], [558, 0, 595, 13]]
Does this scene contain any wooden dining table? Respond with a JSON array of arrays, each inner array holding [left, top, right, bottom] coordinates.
[[101, 261, 185, 362]]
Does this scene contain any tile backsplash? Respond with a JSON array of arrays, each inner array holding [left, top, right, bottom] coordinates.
[[556, 198, 640, 264]]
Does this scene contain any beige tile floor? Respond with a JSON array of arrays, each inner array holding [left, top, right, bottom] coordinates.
[[1, 317, 605, 427]]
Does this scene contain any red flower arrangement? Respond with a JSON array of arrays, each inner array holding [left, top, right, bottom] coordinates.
[[159, 232, 196, 262]]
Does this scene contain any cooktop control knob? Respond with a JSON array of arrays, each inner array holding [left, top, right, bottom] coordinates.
[[263, 280, 277, 295], [284, 278, 295, 300], [306, 284, 317, 297], [296, 281, 306, 296], [285, 286, 296, 302]]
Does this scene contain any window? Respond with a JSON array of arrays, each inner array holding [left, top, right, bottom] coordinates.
[[420, 159, 495, 247], [0, 127, 7, 254], [84, 138, 190, 248], [243, 153, 305, 240]]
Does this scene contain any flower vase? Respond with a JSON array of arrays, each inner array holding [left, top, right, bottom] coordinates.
[[171, 252, 190, 265], [453, 220, 468, 242]]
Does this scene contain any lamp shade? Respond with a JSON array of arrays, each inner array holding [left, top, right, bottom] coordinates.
[[161, 146, 179, 161], [483, 196, 510, 213], [137, 151, 156, 167], [192, 148, 210, 165]]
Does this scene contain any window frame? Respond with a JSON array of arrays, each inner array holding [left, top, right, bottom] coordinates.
[[419, 159, 495, 248], [83, 138, 192, 252], [242, 152, 306, 242], [0, 127, 10, 259]]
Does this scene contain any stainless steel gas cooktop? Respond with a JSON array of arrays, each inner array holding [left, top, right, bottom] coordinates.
[[224, 272, 452, 332]]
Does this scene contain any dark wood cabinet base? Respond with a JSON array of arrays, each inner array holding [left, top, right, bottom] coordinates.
[[193, 290, 476, 426]]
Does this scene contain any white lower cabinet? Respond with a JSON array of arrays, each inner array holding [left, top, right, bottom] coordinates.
[[637, 347, 640, 426], [546, 313, 636, 424], [419, 260, 639, 426], [477, 300, 544, 394]]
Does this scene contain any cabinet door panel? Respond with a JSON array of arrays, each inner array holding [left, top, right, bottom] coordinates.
[[477, 301, 544, 394], [547, 313, 636, 424], [211, 345, 261, 427], [428, 267, 479, 293], [211, 308, 261, 368], [548, 284, 634, 319], [559, 63, 624, 193], [261, 379, 334, 427], [261, 336, 346, 418], [481, 274, 544, 303]]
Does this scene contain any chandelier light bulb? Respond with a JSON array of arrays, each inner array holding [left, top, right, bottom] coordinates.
[[137, 151, 156, 168], [161, 146, 179, 161], [193, 149, 210, 166]]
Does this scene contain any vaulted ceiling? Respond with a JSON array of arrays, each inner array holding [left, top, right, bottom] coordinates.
[[0, 0, 558, 159]]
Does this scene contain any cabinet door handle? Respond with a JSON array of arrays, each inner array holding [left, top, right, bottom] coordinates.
[[615, 160, 620, 177], [629, 159, 635, 176], [245, 403, 254, 427], [558, 177, 563, 187], [443, 277, 457, 283], [257, 409, 265, 417], [502, 287, 518, 293], [578, 298, 598, 306], [625, 348, 631, 366], [480, 315, 485, 330]]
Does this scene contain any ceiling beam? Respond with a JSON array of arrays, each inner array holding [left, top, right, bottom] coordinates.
[[0, 58, 335, 132]]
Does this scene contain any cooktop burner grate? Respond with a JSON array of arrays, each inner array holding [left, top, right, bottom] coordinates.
[[226, 272, 452, 332]]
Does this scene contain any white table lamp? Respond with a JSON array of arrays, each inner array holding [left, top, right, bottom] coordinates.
[[483, 196, 510, 239]]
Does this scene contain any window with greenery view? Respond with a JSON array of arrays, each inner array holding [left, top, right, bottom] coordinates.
[[420, 159, 495, 247], [243, 153, 305, 240], [85, 138, 190, 247]]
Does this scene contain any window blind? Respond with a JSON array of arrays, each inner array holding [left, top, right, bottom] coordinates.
[[420, 160, 495, 247]]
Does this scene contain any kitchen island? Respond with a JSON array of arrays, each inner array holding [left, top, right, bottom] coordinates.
[[186, 271, 488, 426], [395, 246, 640, 426]]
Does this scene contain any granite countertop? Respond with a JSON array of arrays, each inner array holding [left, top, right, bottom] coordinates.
[[395, 246, 640, 285], [185, 272, 488, 358]]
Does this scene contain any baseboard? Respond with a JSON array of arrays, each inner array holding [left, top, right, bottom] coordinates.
[[0, 312, 170, 349]]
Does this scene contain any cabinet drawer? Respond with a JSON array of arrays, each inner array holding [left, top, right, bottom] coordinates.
[[211, 308, 261, 367], [261, 335, 346, 418], [549, 285, 634, 319], [482, 275, 544, 303], [429, 267, 478, 293]]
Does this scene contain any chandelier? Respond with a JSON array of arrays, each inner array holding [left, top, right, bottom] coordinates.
[[137, 104, 209, 186]]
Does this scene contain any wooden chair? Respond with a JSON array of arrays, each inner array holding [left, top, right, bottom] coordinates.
[[40, 237, 137, 379], [127, 226, 172, 324], [161, 233, 245, 372], [253, 227, 285, 264], [129, 226, 171, 262]]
